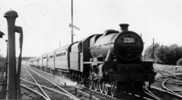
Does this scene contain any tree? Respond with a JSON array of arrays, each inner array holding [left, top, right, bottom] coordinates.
[[144, 43, 160, 60], [144, 43, 182, 65]]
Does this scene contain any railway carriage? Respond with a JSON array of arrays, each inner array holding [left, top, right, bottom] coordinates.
[[42, 54, 48, 71], [35, 57, 41, 68], [47, 52, 55, 71], [39, 57, 43, 68], [68, 42, 83, 71], [37, 57, 42, 68], [54, 46, 69, 72]]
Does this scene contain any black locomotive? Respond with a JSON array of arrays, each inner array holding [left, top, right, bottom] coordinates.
[[31, 23, 156, 96]]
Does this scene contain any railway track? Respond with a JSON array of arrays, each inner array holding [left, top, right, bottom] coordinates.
[[21, 78, 77, 100], [30, 66, 116, 100], [143, 87, 161, 100], [23, 65, 182, 100], [21, 66, 79, 100], [161, 78, 182, 98], [30, 66, 162, 100], [118, 87, 161, 100], [150, 77, 182, 100]]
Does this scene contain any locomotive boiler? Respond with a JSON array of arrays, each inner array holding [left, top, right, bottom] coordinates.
[[90, 24, 143, 62]]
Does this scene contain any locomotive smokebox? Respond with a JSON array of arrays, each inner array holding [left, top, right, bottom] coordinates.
[[114, 25, 144, 62], [119, 23, 129, 32]]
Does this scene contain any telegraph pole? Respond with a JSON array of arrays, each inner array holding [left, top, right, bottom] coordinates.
[[69, 0, 80, 43], [4, 10, 18, 100], [71, 0, 74, 43]]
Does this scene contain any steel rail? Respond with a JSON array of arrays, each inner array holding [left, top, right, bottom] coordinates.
[[21, 78, 76, 98], [144, 87, 161, 100], [20, 84, 48, 100], [170, 78, 182, 85], [161, 78, 182, 98], [151, 85, 182, 98], [26, 67, 51, 100], [126, 89, 159, 100]]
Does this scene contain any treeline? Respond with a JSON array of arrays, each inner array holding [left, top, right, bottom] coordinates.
[[144, 43, 182, 65], [0, 56, 33, 66], [0, 56, 33, 68], [22, 56, 34, 61]]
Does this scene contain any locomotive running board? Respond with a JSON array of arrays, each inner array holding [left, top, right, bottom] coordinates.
[[83, 61, 104, 64], [55, 68, 69, 72]]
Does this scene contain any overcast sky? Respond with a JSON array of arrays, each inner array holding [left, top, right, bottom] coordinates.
[[0, 0, 182, 57]]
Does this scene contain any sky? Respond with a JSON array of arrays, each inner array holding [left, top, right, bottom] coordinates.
[[0, 0, 182, 57]]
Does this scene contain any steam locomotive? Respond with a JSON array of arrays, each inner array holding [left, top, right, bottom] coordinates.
[[30, 24, 155, 96]]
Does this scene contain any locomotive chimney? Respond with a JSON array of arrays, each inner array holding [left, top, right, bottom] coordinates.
[[119, 23, 129, 32]]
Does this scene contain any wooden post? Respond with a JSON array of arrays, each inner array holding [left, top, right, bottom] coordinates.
[[4, 10, 18, 100]]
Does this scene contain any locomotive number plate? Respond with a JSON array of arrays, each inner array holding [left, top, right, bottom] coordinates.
[[123, 37, 135, 43]]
